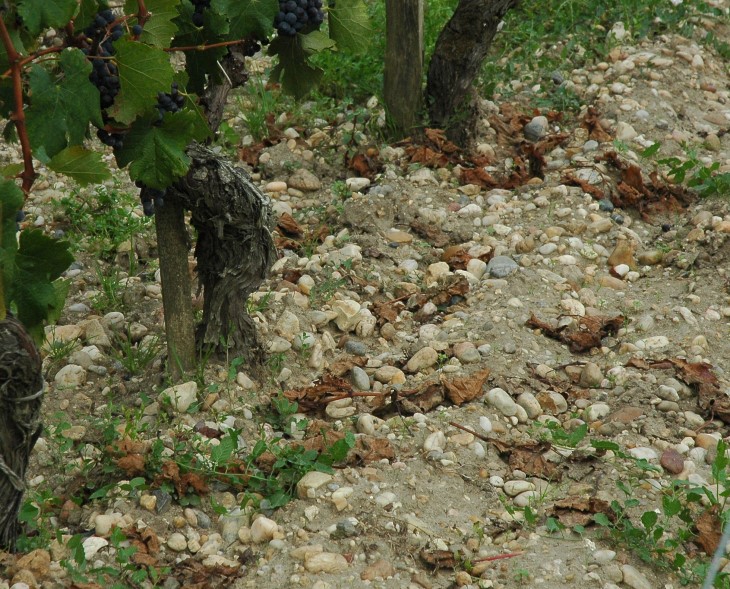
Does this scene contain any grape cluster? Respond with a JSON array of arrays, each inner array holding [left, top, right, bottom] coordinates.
[[136, 181, 166, 216], [155, 82, 186, 123], [190, 0, 211, 27], [80, 10, 126, 150], [274, 0, 324, 36]]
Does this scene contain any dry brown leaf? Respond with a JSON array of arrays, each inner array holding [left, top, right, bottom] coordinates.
[[440, 246, 473, 271], [276, 212, 303, 237], [492, 440, 561, 481], [562, 172, 605, 200], [347, 151, 381, 179], [372, 300, 403, 325], [696, 504, 723, 555], [420, 549, 458, 569], [410, 219, 450, 248], [353, 436, 396, 463], [581, 107, 613, 142], [116, 454, 146, 477], [443, 369, 490, 406], [526, 313, 623, 353], [282, 374, 353, 412], [551, 497, 612, 527], [460, 167, 499, 188]]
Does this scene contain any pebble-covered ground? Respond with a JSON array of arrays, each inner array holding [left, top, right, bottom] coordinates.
[[3, 12, 730, 589]]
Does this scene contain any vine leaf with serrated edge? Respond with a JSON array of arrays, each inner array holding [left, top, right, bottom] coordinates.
[[115, 110, 210, 189], [16, 0, 77, 37], [126, 0, 180, 49], [25, 48, 104, 161], [172, 3, 230, 93], [268, 34, 323, 99], [110, 40, 175, 125], [327, 0, 371, 54], [47, 146, 112, 186], [212, 0, 278, 40]]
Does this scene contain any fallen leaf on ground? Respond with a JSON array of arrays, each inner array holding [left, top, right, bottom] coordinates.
[[282, 374, 354, 412], [491, 440, 561, 481], [276, 212, 303, 237], [443, 369, 490, 405], [550, 497, 612, 527], [695, 504, 723, 555], [419, 549, 458, 569], [526, 313, 623, 352], [410, 219, 450, 248]]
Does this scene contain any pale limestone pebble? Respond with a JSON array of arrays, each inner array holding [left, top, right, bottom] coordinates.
[[290, 544, 324, 561], [82, 536, 109, 559], [621, 564, 653, 589], [453, 341, 480, 363], [54, 364, 87, 389], [479, 416, 493, 433], [304, 552, 349, 573], [44, 324, 82, 347], [406, 346, 438, 372], [466, 258, 487, 279], [236, 372, 254, 390], [425, 262, 451, 285], [516, 392, 542, 419], [331, 486, 353, 511], [331, 299, 361, 332], [423, 431, 446, 453], [634, 336, 669, 351], [486, 387, 517, 417], [79, 318, 111, 348], [579, 362, 603, 388], [265, 181, 288, 193], [513, 490, 541, 507], [325, 397, 356, 419], [159, 381, 198, 413], [560, 298, 585, 316], [202, 555, 241, 569], [288, 168, 321, 192], [503, 480, 535, 496], [541, 392, 568, 414], [94, 512, 127, 536], [198, 534, 223, 556], [268, 336, 292, 353], [250, 516, 278, 543], [297, 471, 333, 499], [628, 447, 659, 461], [139, 494, 157, 512], [375, 491, 400, 508], [101, 311, 125, 331], [374, 365, 406, 385], [592, 549, 616, 564], [585, 402, 611, 422]]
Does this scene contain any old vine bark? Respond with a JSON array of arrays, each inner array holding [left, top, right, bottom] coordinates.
[[426, 0, 520, 146], [171, 143, 275, 366], [155, 45, 274, 374], [0, 317, 43, 551]]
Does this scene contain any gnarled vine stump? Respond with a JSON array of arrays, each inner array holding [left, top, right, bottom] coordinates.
[[171, 143, 276, 367], [427, 0, 520, 146], [0, 316, 43, 551]]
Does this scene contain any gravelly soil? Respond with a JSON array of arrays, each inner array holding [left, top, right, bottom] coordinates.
[[2, 11, 730, 589]]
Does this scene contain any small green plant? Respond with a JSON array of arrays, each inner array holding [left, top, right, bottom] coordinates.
[[640, 142, 730, 198], [331, 180, 351, 200], [111, 334, 162, 377], [91, 265, 127, 313]]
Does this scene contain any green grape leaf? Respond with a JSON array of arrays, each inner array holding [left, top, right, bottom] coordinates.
[[268, 36, 322, 99], [74, 0, 107, 32], [172, 4, 230, 93], [212, 0, 277, 39], [47, 146, 112, 186], [16, 0, 77, 36], [126, 0, 180, 48], [9, 230, 73, 339], [0, 179, 24, 253], [0, 163, 23, 180], [26, 49, 103, 160], [328, 0, 371, 53], [115, 110, 208, 189], [301, 30, 336, 54], [110, 40, 175, 125]]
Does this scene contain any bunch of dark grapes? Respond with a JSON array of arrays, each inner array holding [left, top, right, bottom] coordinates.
[[190, 0, 211, 27], [155, 82, 186, 123], [80, 10, 126, 150], [135, 181, 166, 217], [274, 0, 324, 36]]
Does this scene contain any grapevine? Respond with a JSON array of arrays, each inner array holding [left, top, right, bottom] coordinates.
[[274, 0, 325, 36]]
